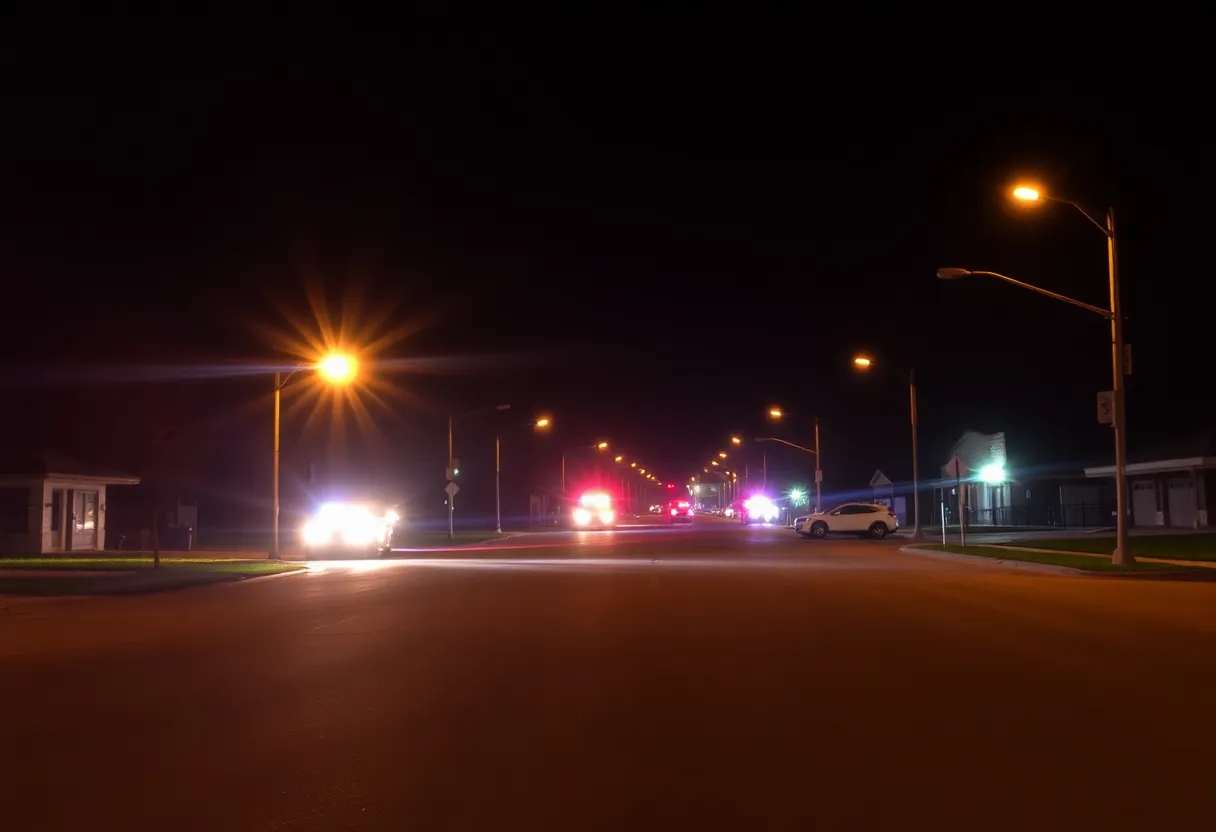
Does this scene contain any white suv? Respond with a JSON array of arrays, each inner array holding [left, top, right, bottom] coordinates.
[[795, 503, 898, 540]]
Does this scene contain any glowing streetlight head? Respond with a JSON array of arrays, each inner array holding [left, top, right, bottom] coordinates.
[[596, 441, 609, 450], [614, 455, 623, 463], [710, 460, 719, 466], [317, 352, 356, 384], [769, 407, 783, 420], [730, 436, 742, 445], [853, 356, 872, 368], [630, 462, 637, 468], [979, 463, 1006, 485], [718, 452, 727, 459], [1012, 185, 1041, 202], [535, 417, 551, 428], [639, 468, 646, 475]]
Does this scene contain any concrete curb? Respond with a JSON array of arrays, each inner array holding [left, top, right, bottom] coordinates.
[[224, 566, 309, 586], [899, 546, 1088, 577]]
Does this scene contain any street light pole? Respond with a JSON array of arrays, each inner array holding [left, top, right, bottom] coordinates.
[[495, 431, 503, 535], [909, 368, 924, 540], [271, 372, 282, 559], [813, 418, 821, 513], [1107, 206, 1131, 565], [447, 414, 455, 540], [561, 453, 566, 496], [271, 352, 356, 559], [853, 355, 923, 538], [941, 187, 1131, 563]]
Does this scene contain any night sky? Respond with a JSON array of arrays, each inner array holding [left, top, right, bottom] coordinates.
[[1, 17, 1208, 522]]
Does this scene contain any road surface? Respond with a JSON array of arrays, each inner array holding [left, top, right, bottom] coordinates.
[[3, 516, 1215, 829]]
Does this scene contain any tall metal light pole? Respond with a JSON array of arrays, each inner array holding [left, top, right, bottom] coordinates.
[[765, 407, 821, 510], [755, 435, 820, 509], [941, 192, 1131, 564], [853, 356, 924, 540], [448, 404, 510, 540], [492, 415, 551, 535], [271, 352, 356, 559], [494, 430, 503, 534]]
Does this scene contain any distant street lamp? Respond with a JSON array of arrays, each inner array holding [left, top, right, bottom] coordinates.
[[853, 354, 924, 540], [271, 351, 356, 559]]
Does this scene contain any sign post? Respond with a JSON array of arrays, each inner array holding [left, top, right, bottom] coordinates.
[[445, 480, 459, 538], [945, 456, 968, 546], [1097, 391, 1114, 425]]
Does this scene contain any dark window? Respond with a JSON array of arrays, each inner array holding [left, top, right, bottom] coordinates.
[[0, 487, 30, 533], [51, 489, 62, 531]]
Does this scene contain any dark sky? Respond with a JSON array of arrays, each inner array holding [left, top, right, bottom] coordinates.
[[1, 16, 1208, 517]]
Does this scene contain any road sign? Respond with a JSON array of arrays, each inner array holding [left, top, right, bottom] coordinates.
[[1097, 391, 1114, 425], [1123, 344, 1133, 376], [445, 481, 459, 497], [815, 469, 823, 483], [945, 456, 967, 479]]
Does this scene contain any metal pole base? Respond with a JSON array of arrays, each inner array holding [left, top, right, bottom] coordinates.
[[269, 550, 281, 560], [909, 527, 926, 541], [1111, 548, 1133, 566]]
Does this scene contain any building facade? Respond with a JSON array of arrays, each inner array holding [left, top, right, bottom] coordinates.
[[1084, 431, 1216, 528], [0, 453, 140, 554]]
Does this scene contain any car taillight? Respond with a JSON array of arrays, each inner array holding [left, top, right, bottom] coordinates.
[[670, 509, 678, 516]]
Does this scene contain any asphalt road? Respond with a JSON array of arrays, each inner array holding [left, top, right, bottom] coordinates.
[[3, 516, 1216, 829]]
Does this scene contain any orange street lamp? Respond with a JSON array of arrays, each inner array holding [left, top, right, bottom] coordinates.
[[535, 417, 551, 429], [317, 352, 357, 384]]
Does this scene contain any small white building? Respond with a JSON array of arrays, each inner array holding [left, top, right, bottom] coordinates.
[[0, 452, 140, 554]]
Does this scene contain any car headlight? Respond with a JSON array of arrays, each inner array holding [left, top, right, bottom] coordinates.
[[302, 521, 330, 546], [599, 510, 614, 524], [573, 507, 592, 525]]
